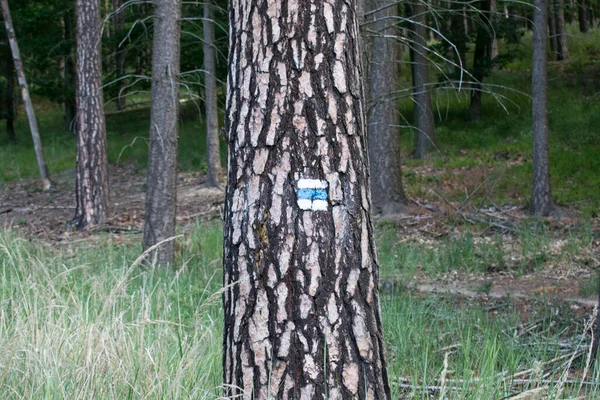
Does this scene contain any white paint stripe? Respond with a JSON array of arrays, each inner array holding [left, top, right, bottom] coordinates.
[[298, 199, 312, 210], [312, 200, 328, 211], [298, 179, 328, 189]]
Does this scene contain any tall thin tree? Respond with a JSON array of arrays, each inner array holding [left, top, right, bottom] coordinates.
[[470, 0, 492, 121], [555, 0, 569, 60], [368, 0, 408, 214], [410, 0, 436, 158], [2, 46, 15, 142], [143, 0, 182, 266], [223, 0, 391, 398], [578, 0, 588, 32], [1, 0, 50, 189], [531, 0, 555, 216], [73, 0, 110, 228], [203, 0, 222, 188]]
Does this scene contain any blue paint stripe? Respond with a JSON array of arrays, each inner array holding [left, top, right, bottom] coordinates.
[[298, 188, 328, 200]]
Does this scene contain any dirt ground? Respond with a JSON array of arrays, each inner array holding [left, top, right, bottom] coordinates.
[[1, 165, 599, 309]]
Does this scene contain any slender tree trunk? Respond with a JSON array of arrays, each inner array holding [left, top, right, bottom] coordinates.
[[64, 11, 76, 132], [548, 3, 558, 59], [203, 0, 222, 188], [4, 56, 15, 142], [74, 0, 110, 229], [556, 0, 570, 60], [532, 0, 555, 216], [490, 0, 499, 60], [143, 0, 181, 267], [411, 1, 436, 158], [1, 0, 50, 189], [451, 0, 467, 76], [113, 0, 127, 110], [223, 0, 391, 398], [367, 0, 408, 214], [470, 0, 492, 121], [579, 0, 589, 31]]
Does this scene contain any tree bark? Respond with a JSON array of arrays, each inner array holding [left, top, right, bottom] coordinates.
[[410, 0, 436, 159], [470, 0, 492, 122], [532, 0, 555, 216], [223, 0, 391, 398], [74, 0, 110, 229], [555, 0, 570, 60], [450, 0, 467, 76], [142, 0, 181, 267], [112, 0, 127, 110], [367, 0, 408, 214], [1, 0, 50, 189], [203, 0, 222, 188], [579, 0, 589, 32]]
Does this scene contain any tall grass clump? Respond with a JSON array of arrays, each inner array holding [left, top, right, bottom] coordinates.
[[0, 228, 223, 399]]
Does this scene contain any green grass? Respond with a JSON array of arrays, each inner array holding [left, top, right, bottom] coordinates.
[[0, 223, 598, 398], [0, 102, 226, 183]]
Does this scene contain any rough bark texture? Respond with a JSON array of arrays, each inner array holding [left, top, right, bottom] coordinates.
[[368, 1, 408, 214], [470, 0, 492, 122], [532, 0, 554, 216], [579, 0, 588, 32], [223, 0, 391, 398], [113, 0, 127, 110], [142, 0, 181, 267], [74, 0, 110, 229], [203, 0, 223, 188], [555, 0, 569, 60], [410, 1, 436, 159], [1, 0, 50, 189]]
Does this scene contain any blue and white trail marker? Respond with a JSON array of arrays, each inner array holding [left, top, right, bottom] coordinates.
[[297, 179, 328, 211]]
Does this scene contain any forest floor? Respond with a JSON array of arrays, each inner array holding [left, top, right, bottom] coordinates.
[[2, 163, 598, 313]]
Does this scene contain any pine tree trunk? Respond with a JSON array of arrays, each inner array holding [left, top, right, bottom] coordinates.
[[451, 0, 467, 76], [411, 0, 436, 159], [74, 0, 110, 229], [579, 0, 589, 32], [470, 0, 492, 122], [1, 0, 50, 189], [113, 0, 127, 110], [556, 0, 570, 60], [203, 0, 222, 188], [223, 0, 391, 398], [532, 0, 554, 216], [142, 0, 181, 267], [368, 0, 408, 214]]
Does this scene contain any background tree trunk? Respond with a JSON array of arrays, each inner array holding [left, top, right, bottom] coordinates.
[[489, 0, 499, 60], [555, 0, 570, 60], [470, 0, 492, 122], [451, 0, 467, 76], [368, 0, 408, 214], [1, 0, 50, 190], [548, 5, 558, 59], [532, 0, 554, 216], [112, 0, 127, 110], [579, 0, 589, 32], [411, 0, 436, 159], [142, 0, 181, 267], [203, 0, 222, 188], [73, 0, 110, 229], [223, 0, 391, 398]]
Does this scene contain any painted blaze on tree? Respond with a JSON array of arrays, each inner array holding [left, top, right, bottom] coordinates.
[[223, 0, 390, 399]]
